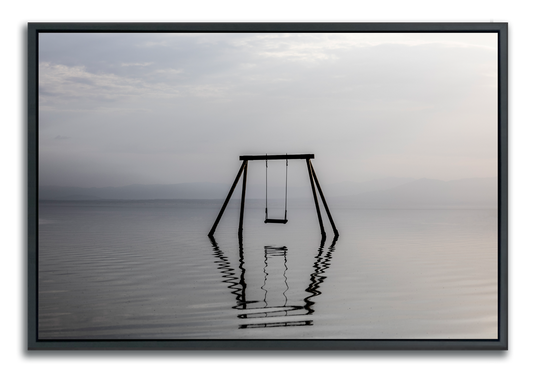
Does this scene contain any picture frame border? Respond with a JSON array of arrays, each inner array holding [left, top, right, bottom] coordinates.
[[14, 16, 516, 366]]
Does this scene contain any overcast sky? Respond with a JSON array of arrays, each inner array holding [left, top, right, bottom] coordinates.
[[38, 32, 498, 188]]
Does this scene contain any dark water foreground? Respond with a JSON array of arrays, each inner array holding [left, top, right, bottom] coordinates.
[[38, 200, 498, 339]]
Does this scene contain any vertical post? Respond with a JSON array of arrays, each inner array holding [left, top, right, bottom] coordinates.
[[306, 159, 326, 238], [309, 160, 339, 237], [208, 161, 246, 237], [238, 161, 248, 237]]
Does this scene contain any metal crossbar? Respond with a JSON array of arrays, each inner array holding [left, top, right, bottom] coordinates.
[[240, 154, 314, 161]]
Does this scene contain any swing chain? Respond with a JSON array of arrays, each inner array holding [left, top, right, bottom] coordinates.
[[265, 155, 268, 219], [284, 155, 288, 220]]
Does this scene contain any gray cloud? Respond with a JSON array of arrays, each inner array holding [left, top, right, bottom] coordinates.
[[38, 33, 498, 188]]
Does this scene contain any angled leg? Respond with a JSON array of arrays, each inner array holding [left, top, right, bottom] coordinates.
[[309, 160, 339, 237], [238, 161, 248, 237], [208, 161, 246, 236], [306, 159, 326, 238]]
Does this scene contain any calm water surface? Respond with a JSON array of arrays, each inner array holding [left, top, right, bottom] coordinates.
[[38, 200, 498, 339]]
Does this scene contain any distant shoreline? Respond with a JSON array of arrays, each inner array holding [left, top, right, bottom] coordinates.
[[38, 198, 497, 210]]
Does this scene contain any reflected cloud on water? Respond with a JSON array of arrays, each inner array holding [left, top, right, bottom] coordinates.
[[209, 236, 337, 329]]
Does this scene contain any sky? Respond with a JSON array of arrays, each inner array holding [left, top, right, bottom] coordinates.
[[38, 32, 498, 188]]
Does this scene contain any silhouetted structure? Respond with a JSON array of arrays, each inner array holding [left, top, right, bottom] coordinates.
[[208, 154, 339, 239]]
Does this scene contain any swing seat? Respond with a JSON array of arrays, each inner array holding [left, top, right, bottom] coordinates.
[[264, 218, 288, 224]]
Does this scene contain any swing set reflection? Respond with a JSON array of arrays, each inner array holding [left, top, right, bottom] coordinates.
[[209, 235, 338, 329]]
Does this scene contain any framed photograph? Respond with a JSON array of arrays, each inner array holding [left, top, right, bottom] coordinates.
[[28, 22, 508, 350]]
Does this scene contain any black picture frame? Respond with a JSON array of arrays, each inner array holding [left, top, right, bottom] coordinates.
[[13, 16, 516, 366]]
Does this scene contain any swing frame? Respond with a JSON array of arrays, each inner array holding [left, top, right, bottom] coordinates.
[[208, 154, 339, 239]]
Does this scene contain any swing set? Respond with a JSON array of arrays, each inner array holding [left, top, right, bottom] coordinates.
[[208, 154, 339, 239]]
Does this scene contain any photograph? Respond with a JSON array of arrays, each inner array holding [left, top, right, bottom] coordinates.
[[29, 23, 507, 349]]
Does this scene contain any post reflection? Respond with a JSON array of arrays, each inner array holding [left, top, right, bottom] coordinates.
[[209, 235, 337, 329]]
